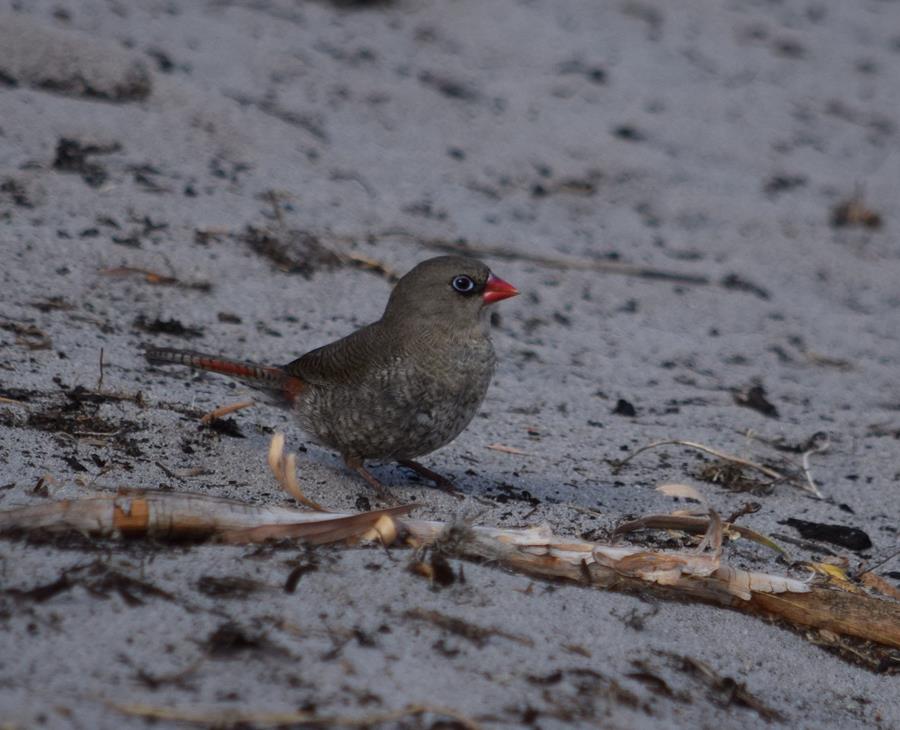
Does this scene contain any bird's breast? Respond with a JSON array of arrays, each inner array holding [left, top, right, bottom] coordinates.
[[295, 334, 496, 460]]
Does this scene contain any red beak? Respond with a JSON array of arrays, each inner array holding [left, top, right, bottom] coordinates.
[[482, 273, 519, 304]]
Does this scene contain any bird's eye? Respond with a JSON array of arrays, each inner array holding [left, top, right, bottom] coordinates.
[[451, 275, 476, 293]]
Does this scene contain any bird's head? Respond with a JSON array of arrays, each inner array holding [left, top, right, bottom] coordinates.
[[383, 255, 518, 329]]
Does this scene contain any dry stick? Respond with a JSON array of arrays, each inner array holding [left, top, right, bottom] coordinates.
[[611, 439, 821, 496], [0, 396, 27, 406], [377, 231, 711, 285], [1, 488, 898, 649], [448, 532, 900, 650]]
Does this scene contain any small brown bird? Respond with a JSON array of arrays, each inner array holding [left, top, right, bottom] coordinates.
[[145, 256, 519, 498]]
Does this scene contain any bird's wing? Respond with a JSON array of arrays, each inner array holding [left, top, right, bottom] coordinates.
[[283, 322, 388, 385]]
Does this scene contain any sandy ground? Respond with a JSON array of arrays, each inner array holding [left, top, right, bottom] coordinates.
[[1, 1, 899, 727]]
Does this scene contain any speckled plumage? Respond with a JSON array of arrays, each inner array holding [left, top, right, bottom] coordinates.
[[145, 256, 518, 496]]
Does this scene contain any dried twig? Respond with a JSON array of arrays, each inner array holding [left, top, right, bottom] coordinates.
[[2, 435, 899, 652], [200, 400, 255, 424], [99, 266, 212, 291]]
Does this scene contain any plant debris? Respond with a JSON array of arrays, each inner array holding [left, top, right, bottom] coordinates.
[[1, 434, 898, 660], [0, 319, 52, 350], [202, 621, 284, 658], [780, 518, 872, 552], [3, 560, 175, 606], [195, 575, 268, 598], [52, 137, 121, 188], [134, 315, 204, 339], [831, 194, 882, 229], [100, 266, 212, 292], [672, 654, 783, 722], [403, 608, 533, 647], [733, 383, 779, 419], [612, 398, 637, 417], [696, 460, 775, 494], [241, 226, 342, 278], [203, 417, 245, 439], [719, 273, 770, 300]]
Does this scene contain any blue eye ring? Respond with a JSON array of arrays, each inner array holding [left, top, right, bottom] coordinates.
[[451, 275, 476, 293]]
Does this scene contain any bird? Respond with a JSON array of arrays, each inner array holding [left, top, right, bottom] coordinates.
[[144, 255, 519, 500]]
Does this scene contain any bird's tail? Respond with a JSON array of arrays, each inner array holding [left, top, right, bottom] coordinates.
[[144, 347, 304, 403]]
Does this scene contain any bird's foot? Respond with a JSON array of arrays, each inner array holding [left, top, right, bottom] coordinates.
[[397, 460, 464, 500], [345, 458, 401, 505]]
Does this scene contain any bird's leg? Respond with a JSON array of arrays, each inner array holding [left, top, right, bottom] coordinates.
[[344, 456, 399, 504], [397, 459, 463, 499]]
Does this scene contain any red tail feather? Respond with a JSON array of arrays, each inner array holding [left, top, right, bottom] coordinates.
[[144, 347, 304, 403]]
